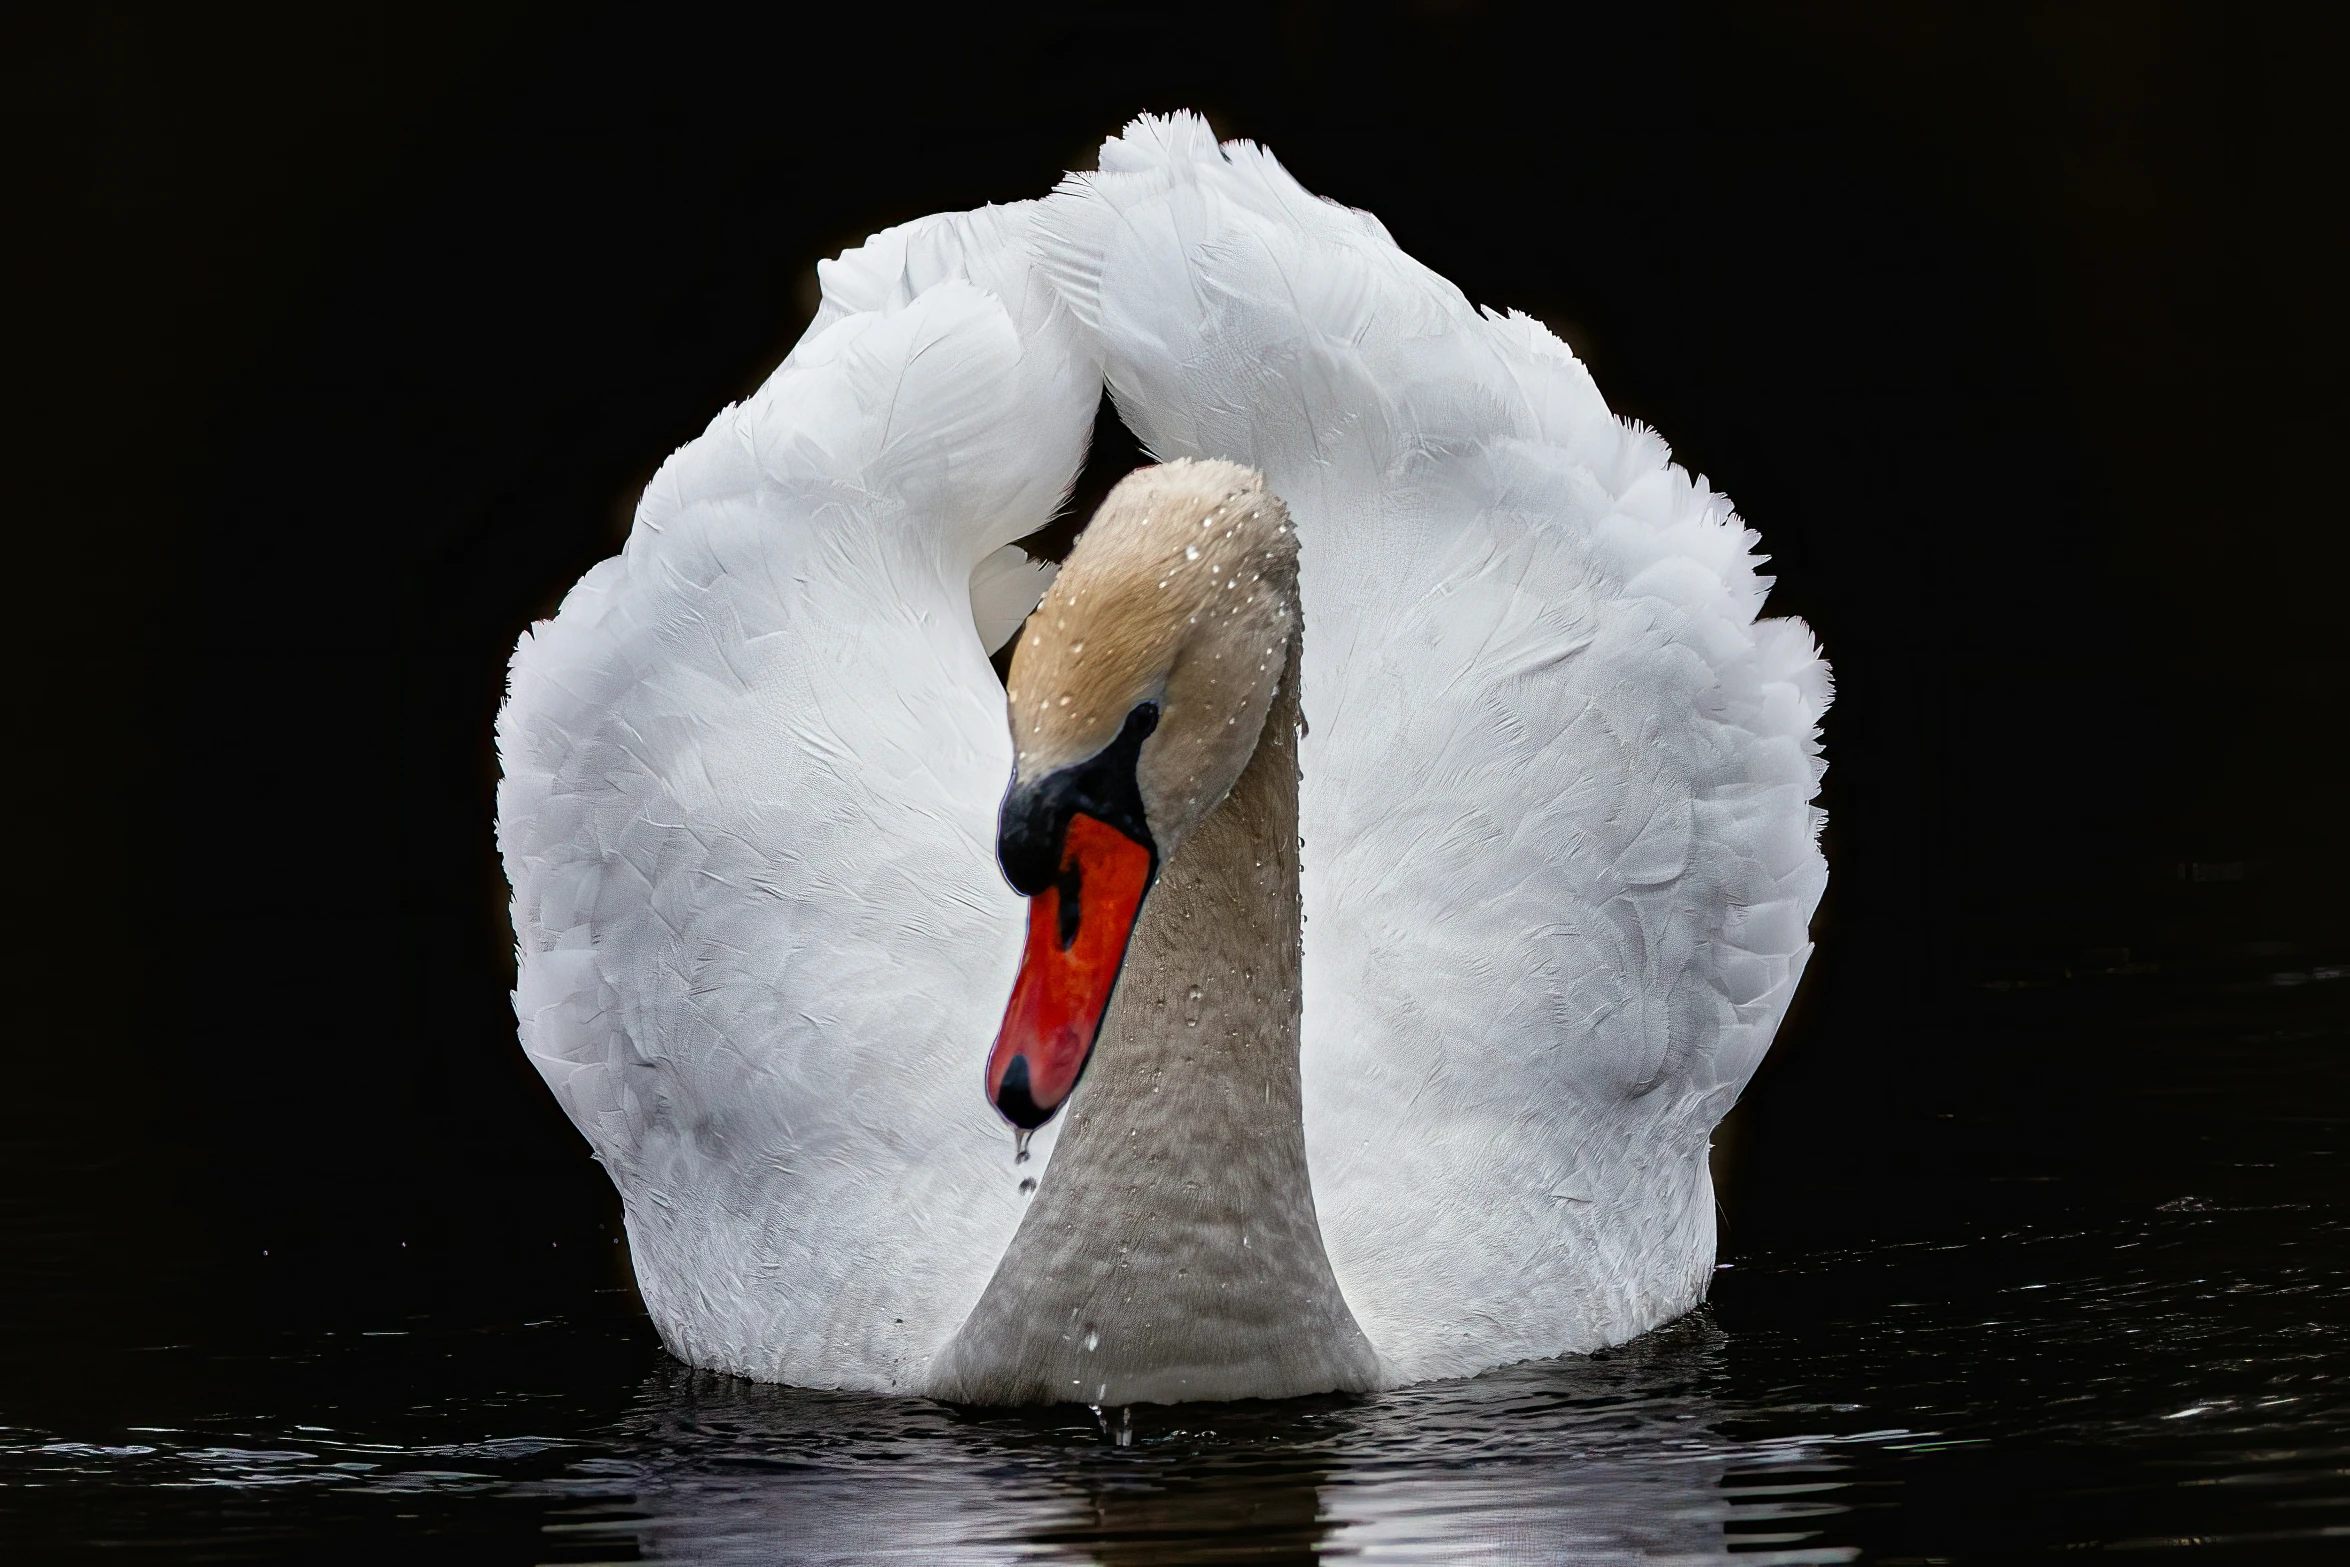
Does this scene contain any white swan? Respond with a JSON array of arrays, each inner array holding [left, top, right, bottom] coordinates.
[[495, 113, 1829, 1402]]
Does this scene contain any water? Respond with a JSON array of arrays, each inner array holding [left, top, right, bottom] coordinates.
[[5, 973, 2346, 1561]]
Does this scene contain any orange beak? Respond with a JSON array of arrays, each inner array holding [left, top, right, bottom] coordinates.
[[984, 812, 1155, 1128], [985, 700, 1163, 1129]]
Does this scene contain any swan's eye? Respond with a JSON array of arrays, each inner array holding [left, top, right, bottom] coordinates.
[[996, 701, 1159, 897]]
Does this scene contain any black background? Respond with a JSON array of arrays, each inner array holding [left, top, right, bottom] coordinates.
[[9, 0, 2345, 1373]]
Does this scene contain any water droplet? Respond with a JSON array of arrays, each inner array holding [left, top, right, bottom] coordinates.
[[1117, 1406, 1134, 1447], [1015, 1128, 1033, 1164], [1019, 1176, 1037, 1195], [1071, 641, 1084, 655], [1084, 1329, 1100, 1351], [1185, 545, 1200, 560]]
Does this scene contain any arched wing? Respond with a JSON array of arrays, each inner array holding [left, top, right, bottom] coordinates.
[[495, 203, 1096, 1389], [1035, 117, 1830, 1380]]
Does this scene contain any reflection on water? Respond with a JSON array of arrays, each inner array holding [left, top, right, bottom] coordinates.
[[5, 975, 2348, 1560], [11, 1210, 2350, 1565], [544, 1330, 1862, 1565], [4, 1316, 1876, 1563]]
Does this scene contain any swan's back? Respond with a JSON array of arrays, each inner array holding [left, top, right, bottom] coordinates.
[[1036, 116, 1830, 1380], [495, 204, 1094, 1388]]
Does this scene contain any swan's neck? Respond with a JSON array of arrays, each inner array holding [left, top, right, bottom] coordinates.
[[930, 646, 1380, 1405]]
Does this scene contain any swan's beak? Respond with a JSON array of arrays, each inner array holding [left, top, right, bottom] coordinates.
[[985, 812, 1155, 1129], [986, 701, 1162, 1129]]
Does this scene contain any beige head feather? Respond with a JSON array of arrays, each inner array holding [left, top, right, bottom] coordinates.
[[1005, 458, 1299, 856]]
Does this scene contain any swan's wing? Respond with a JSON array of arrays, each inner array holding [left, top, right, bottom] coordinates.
[[495, 202, 1096, 1390], [1036, 116, 1830, 1381]]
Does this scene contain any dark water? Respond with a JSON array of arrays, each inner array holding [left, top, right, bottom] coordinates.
[[7, 973, 2347, 1563]]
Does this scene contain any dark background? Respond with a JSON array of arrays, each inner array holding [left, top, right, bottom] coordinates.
[[8, 0, 2345, 1373]]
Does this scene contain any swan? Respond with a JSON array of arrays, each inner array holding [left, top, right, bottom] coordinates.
[[495, 113, 1830, 1403]]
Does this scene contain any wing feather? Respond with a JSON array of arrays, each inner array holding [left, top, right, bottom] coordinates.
[[1036, 115, 1830, 1380], [495, 204, 1094, 1389]]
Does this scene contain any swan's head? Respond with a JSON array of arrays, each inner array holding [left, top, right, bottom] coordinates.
[[984, 458, 1299, 1129]]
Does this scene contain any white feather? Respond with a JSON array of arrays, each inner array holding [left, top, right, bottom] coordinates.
[[967, 544, 1058, 655], [496, 202, 1096, 1389], [495, 119, 1830, 1394], [1034, 114, 1829, 1381]]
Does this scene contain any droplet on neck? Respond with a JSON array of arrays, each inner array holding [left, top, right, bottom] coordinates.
[[1019, 1176, 1037, 1195], [1014, 1128, 1033, 1164], [1084, 1329, 1100, 1351]]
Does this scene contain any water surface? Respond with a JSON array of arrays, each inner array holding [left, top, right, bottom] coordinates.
[[6, 972, 2345, 1562]]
